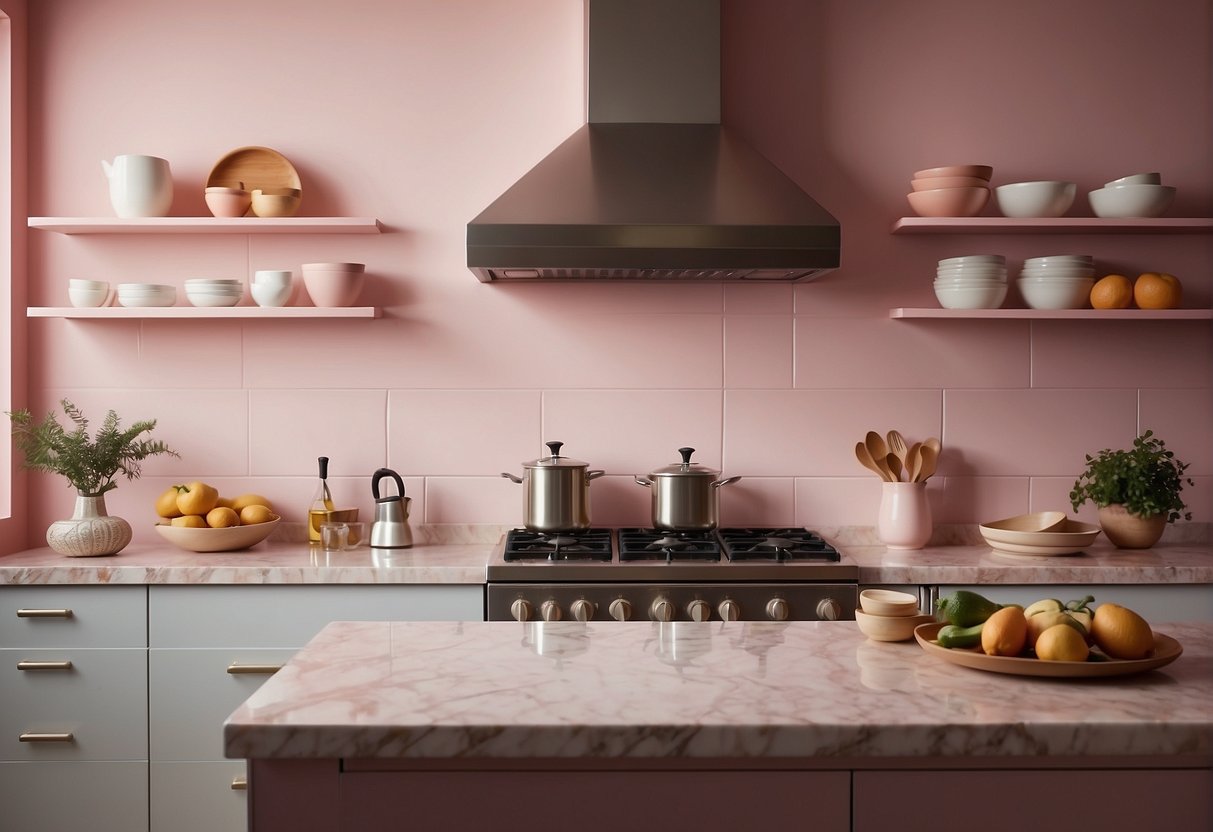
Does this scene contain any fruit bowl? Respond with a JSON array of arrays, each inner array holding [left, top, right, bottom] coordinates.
[[154, 517, 279, 553]]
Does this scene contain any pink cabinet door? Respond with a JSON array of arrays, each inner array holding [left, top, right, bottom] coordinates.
[[854, 769, 1213, 832]]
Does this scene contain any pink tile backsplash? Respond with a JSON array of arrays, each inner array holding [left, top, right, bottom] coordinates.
[[11, 0, 1211, 545], [942, 389, 1138, 477]]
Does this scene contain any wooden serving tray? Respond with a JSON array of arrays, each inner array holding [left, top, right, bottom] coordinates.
[[914, 622, 1182, 678]]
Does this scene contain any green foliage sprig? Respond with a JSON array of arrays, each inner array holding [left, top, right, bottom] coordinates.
[[1069, 430, 1193, 523], [7, 399, 179, 496]]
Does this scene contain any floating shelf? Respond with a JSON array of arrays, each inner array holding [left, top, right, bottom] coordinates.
[[28, 306, 380, 319], [28, 217, 382, 234], [890, 308, 1212, 320], [891, 217, 1213, 235]]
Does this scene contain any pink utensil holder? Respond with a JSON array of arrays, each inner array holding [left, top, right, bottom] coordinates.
[[877, 482, 932, 550]]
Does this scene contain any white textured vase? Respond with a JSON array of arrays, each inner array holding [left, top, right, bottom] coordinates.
[[877, 482, 933, 550], [46, 494, 132, 557]]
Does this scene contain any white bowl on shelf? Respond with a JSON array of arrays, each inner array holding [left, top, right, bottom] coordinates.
[[117, 284, 176, 307], [1105, 172, 1161, 187], [251, 282, 293, 307], [934, 282, 1007, 309], [1088, 184, 1175, 218], [1016, 277, 1093, 310], [994, 180, 1076, 218], [938, 254, 1005, 267]]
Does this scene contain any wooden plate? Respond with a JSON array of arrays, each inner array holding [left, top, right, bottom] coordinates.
[[206, 146, 301, 194], [983, 539, 1088, 557], [914, 622, 1182, 678]]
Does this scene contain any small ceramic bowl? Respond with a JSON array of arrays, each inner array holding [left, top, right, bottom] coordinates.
[[1105, 172, 1161, 187], [253, 269, 293, 287], [913, 164, 993, 181], [906, 186, 990, 218], [250, 189, 301, 218], [994, 180, 1077, 218], [301, 263, 366, 307], [855, 610, 937, 642], [251, 282, 293, 307], [934, 282, 1007, 309], [68, 286, 111, 308], [1016, 277, 1092, 310], [859, 589, 920, 617], [204, 187, 252, 218], [911, 175, 989, 191], [1088, 184, 1176, 218]]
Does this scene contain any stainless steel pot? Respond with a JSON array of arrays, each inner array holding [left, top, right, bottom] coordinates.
[[502, 441, 605, 532], [635, 447, 740, 531]]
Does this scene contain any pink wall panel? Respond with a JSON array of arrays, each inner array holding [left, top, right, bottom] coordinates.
[[9, 0, 1212, 545]]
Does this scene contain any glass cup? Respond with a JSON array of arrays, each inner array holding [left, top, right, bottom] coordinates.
[[320, 522, 349, 551], [345, 522, 366, 548]]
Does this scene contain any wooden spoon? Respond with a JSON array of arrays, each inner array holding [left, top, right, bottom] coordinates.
[[916, 443, 939, 482], [924, 436, 941, 458], [855, 442, 892, 481], [864, 432, 895, 480], [905, 442, 923, 483], [886, 452, 903, 482], [887, 430, 910, 468]]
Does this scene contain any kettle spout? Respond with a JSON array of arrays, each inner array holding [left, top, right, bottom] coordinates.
[[101, 159, 113, 178]]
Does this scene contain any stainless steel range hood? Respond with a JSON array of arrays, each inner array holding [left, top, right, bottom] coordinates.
[[466, 0, 840, 282]]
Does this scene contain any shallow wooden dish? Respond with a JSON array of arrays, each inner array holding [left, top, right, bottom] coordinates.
[[154, 517, 279, 553], [914, 622, 1182, 678], [206, 146, 301, 195], [979, 514, 1101, 551]]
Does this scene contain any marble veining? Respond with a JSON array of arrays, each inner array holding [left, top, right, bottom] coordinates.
[[223, 620, 1213, 762]]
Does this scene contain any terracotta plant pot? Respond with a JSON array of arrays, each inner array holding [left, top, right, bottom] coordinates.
[[1097, 504, 1167, 549], [45, 494, 132, 557]]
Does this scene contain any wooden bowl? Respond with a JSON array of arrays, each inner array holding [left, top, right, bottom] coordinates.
[[207, 146, 302, 195], [250, 190, 301, 218], [859, 589, 920, 617], [154, 517, 279, 553], [855, 610, 936, 642]]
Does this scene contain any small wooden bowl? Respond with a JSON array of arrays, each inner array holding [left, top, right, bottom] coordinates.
[[859, 589, 920, 617], [856, 610, 936, 642], [250, 190, 301, 218]]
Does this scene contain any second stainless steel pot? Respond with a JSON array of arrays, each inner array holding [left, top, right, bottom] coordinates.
[[635, 447, 740, 531], [502, 441, 605, 532]]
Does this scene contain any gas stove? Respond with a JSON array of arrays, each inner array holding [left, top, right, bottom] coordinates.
[[487, 527, 857, 623]]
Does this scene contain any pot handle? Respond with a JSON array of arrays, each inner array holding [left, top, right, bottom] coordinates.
[[635, 476, 653, 488], [372, 468, 406, 501], [587, 469, 606, 481], [712, 476, 742, 489], [500, 472, 523, 484]]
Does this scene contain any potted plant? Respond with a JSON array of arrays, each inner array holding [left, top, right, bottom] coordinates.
[[8, 399, 178, 556], [1069, 430, 1193, 549]]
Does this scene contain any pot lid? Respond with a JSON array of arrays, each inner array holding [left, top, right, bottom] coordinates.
[[649, 447, 720, 478], [524, 441, 590, 469]]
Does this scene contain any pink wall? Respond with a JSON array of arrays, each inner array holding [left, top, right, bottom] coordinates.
[[16, 0, 1213, 546]]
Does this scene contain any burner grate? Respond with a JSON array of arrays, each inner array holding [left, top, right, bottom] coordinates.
[[503, 529, 613, 562], [717, 527, 840, 563], [617, 528, 721, 562]]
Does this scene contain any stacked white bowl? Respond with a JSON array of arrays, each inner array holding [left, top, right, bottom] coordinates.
[[1087, 172, 1175, 218], [68, 278, 111, 308], [933, 254, 1007, 309], [184, 278, 243, 307], [117, 283, 176, 307], [251, 270, 294, 307], [1017, 255, 1095, 309]]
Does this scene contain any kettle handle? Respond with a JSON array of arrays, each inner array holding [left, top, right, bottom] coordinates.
[[371, 468, 406, 502]]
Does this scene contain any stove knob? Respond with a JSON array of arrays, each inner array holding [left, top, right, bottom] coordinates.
[[608, 598, 633, 622], [650, 597, 675, 622], [510, 599, 533, 622], [540, 600, 563, 622], [687, 600, 711, 622], [816, 598, 842, 621], [766, 598, 790, 622], [717, 599, 740, 622], [570, 599, 595, 622]]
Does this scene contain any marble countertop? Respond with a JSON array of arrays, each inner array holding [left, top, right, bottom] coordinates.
[[2, 525, 1210, 585], [223, 619, 1213, 763]]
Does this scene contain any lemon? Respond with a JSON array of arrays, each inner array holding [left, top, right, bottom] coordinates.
[[981, 605, 1028, 657], [239, 504, 276, 525], [1092, 603, 1154, 659], [1035, 623, 1089, 662], [155, 486, 183, 519], [205, 506, 241, 528], [171, 515, 207, 528], [230, 493, 274, 512]]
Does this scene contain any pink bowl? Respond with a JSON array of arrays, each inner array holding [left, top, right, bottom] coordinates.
[[205, 189, 251, 218], [911, 175, 989, 191], [913, 164, 994, 181], [906, 186, 990, 218], [301, 264, 365, 307]]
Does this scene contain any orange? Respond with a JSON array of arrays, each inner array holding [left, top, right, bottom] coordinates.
[[981, 605, 1028, 657], [1091, 603, 1154, 659], [1089, 274, 1133, 309], [1133, 272, 1182, 309]]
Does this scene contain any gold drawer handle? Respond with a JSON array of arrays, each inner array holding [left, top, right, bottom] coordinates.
[[19, 732, 75, 743], [231, 777, 248, 791], [226, 663, 284, 675], [17, 660, 74, 671], [16, 609, 74, 619]]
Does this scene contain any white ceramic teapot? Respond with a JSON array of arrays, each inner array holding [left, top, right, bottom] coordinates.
[[101, 154, 173, 217]]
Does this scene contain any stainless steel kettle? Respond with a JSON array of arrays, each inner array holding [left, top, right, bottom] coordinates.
[[370, 468, 413, 549]]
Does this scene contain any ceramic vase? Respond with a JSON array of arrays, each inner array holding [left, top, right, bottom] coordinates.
[[877, 482, 932, 550], [1097, 504, 1167, 549], [46, 494, 132, 557]]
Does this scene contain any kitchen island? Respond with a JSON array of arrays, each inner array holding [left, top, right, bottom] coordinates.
[[224, 620, 1213, 832]]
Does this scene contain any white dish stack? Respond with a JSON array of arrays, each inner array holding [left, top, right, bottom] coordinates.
[[184, 278, 243, 307], [117, 283, 176, 307], [1088, 172, 1175, 218], [1017, 255, 1095, 309], [933, 254, 1007, 309]]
